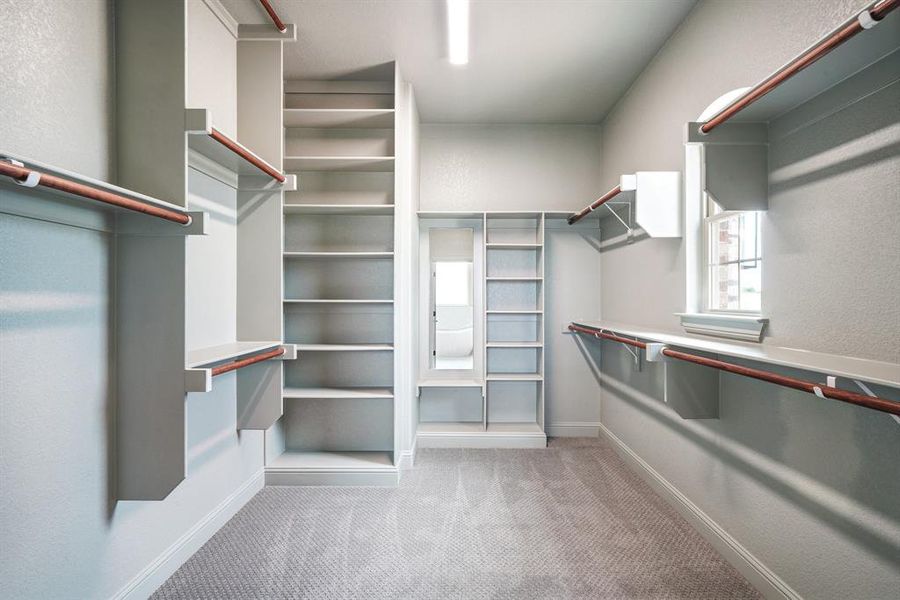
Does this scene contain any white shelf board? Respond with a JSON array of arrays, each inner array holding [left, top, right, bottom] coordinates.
[[417, 379, 484, 388], [186, 341, 281, 369], [486, 277, 543, 281], [486, 373, 544, 381], [267, 450, 395, 471], [295, 343, 394, 352], [283, 298, 393, 305], [284, 156, 395, 172], [417, 210, 485, 219], [486, 342, 543, 348], [283, 251, 394, 259], [284, 387, 393, 399], [418, 422, 484, 434], [416, 421, 546, 448], [486, 243, 543, 249], [187, 129, 283, 180], [571, 320, 900, 389], [283, 108, 395, 129], [485, 211, 543, 219], [284, 204, 395, 215], [486, 310, 543, 315], [487, 422, 543, 434]]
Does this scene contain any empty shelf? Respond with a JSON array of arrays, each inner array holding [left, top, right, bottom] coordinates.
[[486, 310, 543, 315], [486, 277, 543, 281], [283, 299, 394, 305], [283, 251, 394, 259], [487, 422, 543, 434], [295, 343, 394, 352], [284, 204, 395, 215], [417, 379, 484, 388], [486, 243, 543, 249], [283, 387, 393, 399], [418, 422, 485, 434], [267, 451, 395, 471], [486, 341, 543, 348], [186, 341, 281, 369], [486, 373, 543, 381], [283, 108, 395, 129], [284, 156, 395, 172]]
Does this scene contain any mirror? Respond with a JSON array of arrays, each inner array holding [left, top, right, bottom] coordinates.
[[430, 228, 474, 370]]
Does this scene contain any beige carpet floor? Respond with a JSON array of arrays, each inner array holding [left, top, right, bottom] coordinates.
[[153, 438, 760, 599]]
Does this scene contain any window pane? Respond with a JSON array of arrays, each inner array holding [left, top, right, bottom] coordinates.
[[711, 215, 740, 264], [739, 260, 761, 311], [710, 262, 740, 310], [739, 212, 759, 260]]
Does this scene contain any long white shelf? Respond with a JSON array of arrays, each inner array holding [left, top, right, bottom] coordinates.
[[283, 108, 395, 129], [295, 343, 394, 352], [486, 310, 543, 315], [284, 156, 395, 172], [571, 320, 900, 389], [283, 251, 394, 259], [486, 243, 543, 249], [283, 298, 393, 305], [417, 378, 484, 388], [486, 341, 543, 348], [283, 387, 393, 399], [486, 373, 543, 381], [284, 203, 395, 215], [186, 341, 282, 369], [486, 276, 542, 281], [267, 451, 395, 471]]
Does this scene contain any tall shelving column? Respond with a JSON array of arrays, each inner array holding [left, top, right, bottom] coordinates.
[[266, 75, 400, 485], [483, 213, 547, 447]]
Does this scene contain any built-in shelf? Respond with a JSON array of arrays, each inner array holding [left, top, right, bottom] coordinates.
[[186, 341, 282, 369], [417, 422, 484, 434], [267, 451, 395, 472], [416, 210, 485, 219], [570, 320, 900, 389], [186, 109, 285, 182], [416, 422, 546, 449], [486, 310, 543, 315], [295, 343, 393, 352], [417, 379, 484, 388], [283, 387, 393, 399], [486, 276, 543, 281], [283, 251, 394, 259], [284, 156, 395, 172], [284, 204, 395, 215], [486, 243, 543, 249], [283, 298, 393, 305], [486, 373, 543, 381], [283, 108, 395, 129], [486, 342, 543, 348], [487, 422, 543, 434]]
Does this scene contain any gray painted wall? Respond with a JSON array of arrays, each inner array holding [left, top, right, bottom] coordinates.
[[595, 0, 900, 597], [0, 2, 265, 598]]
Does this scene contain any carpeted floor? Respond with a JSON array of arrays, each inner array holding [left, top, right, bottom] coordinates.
[[153, 438, 760, 599]]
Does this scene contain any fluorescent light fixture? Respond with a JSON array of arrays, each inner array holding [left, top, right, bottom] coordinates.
[[447, 0, 469, 65]]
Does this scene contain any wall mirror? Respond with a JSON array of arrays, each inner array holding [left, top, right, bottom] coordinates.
[[429, 228, 475, 370]]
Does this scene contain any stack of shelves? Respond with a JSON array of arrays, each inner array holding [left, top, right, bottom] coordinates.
[[268, 78, 399, 485], [484, 213, 546, 436]]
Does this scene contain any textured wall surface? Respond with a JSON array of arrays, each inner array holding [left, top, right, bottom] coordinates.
[[420, 124, 603, 212], [0, 0, 114, 179], [595, 0, 900, 597]]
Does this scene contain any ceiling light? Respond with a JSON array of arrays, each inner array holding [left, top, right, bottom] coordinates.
[[447, 0, 469, 65]]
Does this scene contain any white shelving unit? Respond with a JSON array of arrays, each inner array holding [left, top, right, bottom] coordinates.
[[266, 73, 403, 486], [415, 212, 547, 449]]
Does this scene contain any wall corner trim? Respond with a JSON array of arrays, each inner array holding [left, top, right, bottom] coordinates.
[[111, 470, 265, 600], [398, 438, 418, 470], [597, 423, 801, 600]]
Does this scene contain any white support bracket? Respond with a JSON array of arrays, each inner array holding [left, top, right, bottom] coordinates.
[[645, 342, 670, 363], [2, 158, 41, 187], [185, 368, 212, 393], [599, 331, 642, 371], [280, 344, 299, 361]]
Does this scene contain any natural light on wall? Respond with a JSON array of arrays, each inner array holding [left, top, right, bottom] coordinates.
[[447, 0, 469, 65]]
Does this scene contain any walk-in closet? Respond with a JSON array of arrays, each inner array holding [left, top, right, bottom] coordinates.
[[2, 1, 898, 599]]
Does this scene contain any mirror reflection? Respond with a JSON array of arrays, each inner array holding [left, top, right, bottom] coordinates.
[[430, 228, 474, 370]]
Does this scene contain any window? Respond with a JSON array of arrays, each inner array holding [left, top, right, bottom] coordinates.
[[703, 195, 762, 313]]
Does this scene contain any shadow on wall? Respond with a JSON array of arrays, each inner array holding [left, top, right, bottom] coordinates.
[[578, 337, 900, 565]]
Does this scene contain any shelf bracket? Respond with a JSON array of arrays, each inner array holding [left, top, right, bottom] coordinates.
[[853, 378, 900, 426], [604, 201, 634, 241], [185, 368, 212, 393], [598, 330, 641, 371]]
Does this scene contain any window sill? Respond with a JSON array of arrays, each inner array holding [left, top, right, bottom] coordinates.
[[675, 313, 768, 343]]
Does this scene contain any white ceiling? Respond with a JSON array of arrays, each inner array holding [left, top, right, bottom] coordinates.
[[220, 0, 696, 123]]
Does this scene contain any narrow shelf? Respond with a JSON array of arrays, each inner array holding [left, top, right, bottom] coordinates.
[[284, 203, 395, 215], [186, 110, 284, 182], [283, 251, 394, 259], [186, 341, 282, 369], [570, 319, 900, 389], [284, 156, 395, 172], [486, 373, 544, 381], [486, 310, 543, 315], [486, 276, 543, 281], [284, 387, 393, 399], [417, 379, 484, 388], [418, 422, 484, 434], [283, 108, 395, 129], [417, 210, 485, 219], [486, 341, 543, 348], [487, 422, 543, 434], [486, 243, 543, 249], [284, 298, 393, 305], [268, 451, 395, 471], [295, 343, 393, 352]]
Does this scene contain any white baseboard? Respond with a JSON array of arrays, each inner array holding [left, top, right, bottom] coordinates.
[[598, 423, 800, 600], [416, 431, 547, 449], [112, 470, 265, 600], [398, 438, 417, 470], [546, 421, 601, 437]]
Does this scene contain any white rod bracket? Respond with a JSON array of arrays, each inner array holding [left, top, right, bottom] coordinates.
[[280, 344, 298, 361], [2, 158, 41, 187], [645, 343, 670, 362], [185, 368, 212, 393], [858, 9, 877, 29]]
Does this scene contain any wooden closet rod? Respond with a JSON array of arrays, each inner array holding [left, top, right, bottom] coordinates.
[[208, 128, 286, 183], [567, 324, 900, 417], [257, 0, 287, 33], [699, 0, 899, 134], [567, 185, 622, 225], [211, 347, 285, 376], [0, 160, 191, 225]]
